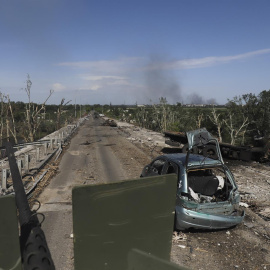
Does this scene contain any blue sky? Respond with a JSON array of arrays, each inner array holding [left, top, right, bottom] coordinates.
[[1, 0, 270, 105]]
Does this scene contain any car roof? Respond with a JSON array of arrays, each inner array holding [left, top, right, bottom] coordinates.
[[160, 153, 223, 167]]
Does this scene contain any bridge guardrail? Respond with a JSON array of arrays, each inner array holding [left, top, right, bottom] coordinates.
[[0, 116, 89, 196]]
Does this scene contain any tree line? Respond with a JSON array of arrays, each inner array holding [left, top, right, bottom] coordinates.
[[94, 90, 270, 147], [2, 74, 269, 148]]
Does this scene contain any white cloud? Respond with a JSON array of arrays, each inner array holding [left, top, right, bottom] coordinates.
[[90, 85, 102, 91], [109, 79, 131, 86], [54, 48, 270, 101], [52, 83, 66, 91], [148, 48, 270, 70], [78, 74, 133, 89], [77, 85, 102, 91], [80, 75, 127, 81], [58, 57, 143, 74], [58, 48, 270, 75], [58, 58, 142, 92]]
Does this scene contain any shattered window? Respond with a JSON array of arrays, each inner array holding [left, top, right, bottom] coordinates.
[[187, 167, 232, 203], [165, 162, 178, 175], [151, 159, 166, 175]]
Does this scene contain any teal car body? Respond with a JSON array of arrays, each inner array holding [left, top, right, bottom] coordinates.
[[141, 129, 244, 230]]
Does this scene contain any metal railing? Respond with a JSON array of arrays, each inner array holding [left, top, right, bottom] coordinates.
[[0, 116, 88, 196]]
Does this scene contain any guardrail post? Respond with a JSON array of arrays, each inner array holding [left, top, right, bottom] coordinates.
[[54, 137, 58, 146], [17, 160, 22, 175], [57, 134, 60, 145], [50, 138, 53, 150], [24, 154, 29, 173], [44, 142, 47, 155], [1, 169, 7, 190], [36, 147, 40, 162]]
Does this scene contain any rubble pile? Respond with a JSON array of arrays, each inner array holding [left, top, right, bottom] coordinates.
[[115, 121, 166, 149]]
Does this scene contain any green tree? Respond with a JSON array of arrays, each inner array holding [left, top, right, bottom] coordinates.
[[257, 90, 270, 136], [225, 97, 249, 145]]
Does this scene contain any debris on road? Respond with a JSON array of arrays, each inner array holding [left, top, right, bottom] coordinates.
[[173, 232, 187, 243], [239, 202, 249, 208], [102, 118, 117, 127]]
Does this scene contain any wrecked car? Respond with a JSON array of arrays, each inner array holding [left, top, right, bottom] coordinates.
[[141, 128, 244, 230]]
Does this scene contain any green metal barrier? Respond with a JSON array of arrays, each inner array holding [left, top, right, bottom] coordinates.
[[0, 195, 22, 270], [72, 174, 179, 270], [128, 249, 190, 270]]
